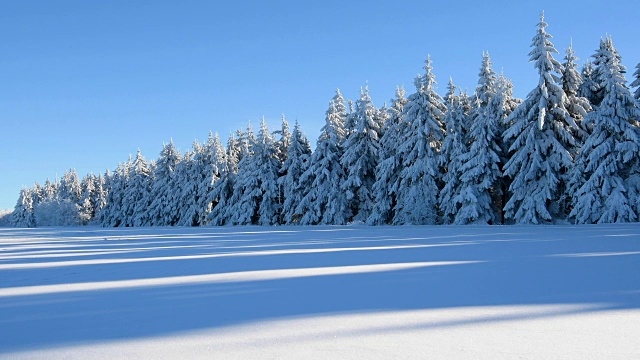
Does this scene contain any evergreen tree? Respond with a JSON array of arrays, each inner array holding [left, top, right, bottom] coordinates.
[[280, 121, 312, 224], [340, 85, 381, 223], [503, 13, 578, 224], [438, 80, 471, 224], [631, 62, 640, 101], [297, 90, 349, 225], [207, 133, 239, 226], [578, 61, 599, 106], [393, 56, 447, 225], [570, 40, 640, 223], [590, 36, 624, 107], [122, 150, 152, 226], [11, 188, 36, 227], [368, 86, 408, 225], [174, 144, 200, 226], [562, 43, 592, 143], [197, 133, 225, 225], [148, 140, 182, 226]]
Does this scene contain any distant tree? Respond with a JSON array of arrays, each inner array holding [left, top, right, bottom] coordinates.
[[297, 90, 350, 225], [393, 56, 447, 225], [280, 121, 312, 224], [122, 150, 152, 226], [561, 43, 592, 144], [147, 140, 182, 226], [570, 39, 640, 223], [368, 86, 408, 225], [503, 13, 577, 224], [11, 188, 36, 227], [631, 62, 640, 101], [340, 85, 381, 223], [438, 80, 471, 224]]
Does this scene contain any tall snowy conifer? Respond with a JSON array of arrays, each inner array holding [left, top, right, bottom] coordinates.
[[438, 80, 471, 224], [368, 87, 408, 225], [590, 36, 624, 107], [503, 13, 577, 224], [631, 63, 640, 101], [570, 40, 640, 223], [340, 85, 380, 223], [297, 90, 349, 225], [562, 43, 592, 143], [122, 150, 153, 226], [148, 140, 182, 226], [280, 121, 312, 224], [393, 56, 447, 225], [455, 53, 508, 224]]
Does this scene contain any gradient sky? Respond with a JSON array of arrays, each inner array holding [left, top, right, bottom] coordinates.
[[1, 0, 639, 210]]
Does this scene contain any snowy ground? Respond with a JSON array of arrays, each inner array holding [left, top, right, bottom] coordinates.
[[1, 225, 639, 359]]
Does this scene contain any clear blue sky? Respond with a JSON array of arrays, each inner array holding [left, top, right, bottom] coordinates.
[[1, 0, 638, 210]]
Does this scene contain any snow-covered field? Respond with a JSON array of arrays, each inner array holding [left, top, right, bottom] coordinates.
[[1, 225, 639, 359]]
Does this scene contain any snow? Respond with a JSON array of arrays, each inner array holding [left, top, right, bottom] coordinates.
[[1, 225, 639, 359]]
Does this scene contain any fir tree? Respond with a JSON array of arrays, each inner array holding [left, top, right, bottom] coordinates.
[[297, 90, 349, 225], [438, 80, 471, 224], [280, 121, 312, 224], [340, 84, 381, 223], [631, 62, 640, 101], [368, 86, 408, 225], [590, 36, 624, 107], [148, 140, 182, 226], [393, 56, 447, 225], [570, 40, 640, 223], [503, 13, 577, 224], [562, 43, 592, 143]]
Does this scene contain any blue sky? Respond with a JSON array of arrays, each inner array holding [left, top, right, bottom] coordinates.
[[1, 0, 638, 210]]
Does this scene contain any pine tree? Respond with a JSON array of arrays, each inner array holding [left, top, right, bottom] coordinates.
[[280, 121, 312, 224], [578, 61, 599, 106], [570, 39, 640, 223], [438, 80, 471, 224], [340, 84, 381, 223], [368, 86, 408, 225], [503, 13, 578, 224], [297, 90, 349, 225], [393, 56, 447, 225]]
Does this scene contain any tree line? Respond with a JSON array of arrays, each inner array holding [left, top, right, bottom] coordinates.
[[11, 14, 640, 227]]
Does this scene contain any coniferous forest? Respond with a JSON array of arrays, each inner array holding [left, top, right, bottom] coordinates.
[[10, 14, 640, 227]]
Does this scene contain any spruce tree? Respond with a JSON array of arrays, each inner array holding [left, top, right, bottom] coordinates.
[[503, 13, 577, 224], [570, 40, 640, 223], [297, 90, 349, 225], [148, 140, 182, 226], [562, 43, 592, 143], [340, 85, 381, 223], [438, 80, 471, 224], [631, 63, 640, 101], [280, 121, 312, 224], [393, 56, 447, 225], [368, 87, 408, 225], [591, 36, 624, 107]]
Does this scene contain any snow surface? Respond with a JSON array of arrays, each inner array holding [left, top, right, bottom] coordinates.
[[1, 225, 639, 359]]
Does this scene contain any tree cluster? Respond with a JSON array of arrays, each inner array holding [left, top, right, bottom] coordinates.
[[11, 14, 640, 227]]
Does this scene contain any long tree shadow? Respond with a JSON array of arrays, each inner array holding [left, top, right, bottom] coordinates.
[[0, 225, 639, 353]]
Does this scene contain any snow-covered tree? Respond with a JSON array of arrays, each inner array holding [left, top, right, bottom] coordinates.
[[58, 169, 82, 205], [562, 43, 592, 143], [122, 150, 153, 226], [12, 188, 36, 227], [207, 133, 239, 226], [147, 140, 182, 226], [578, 61, 599, 106], [279, 121, 312, 224], [503, 13, 578, 224], [196, 133, 225, 225], [393, 56, 447, 225], [297, 90, 350, 225], [275, 115, 292, 164], [226, 120, 281, 225], [438, 80, 471, 224], [340, 85, 380, 223], [590, 36, 624, 107], [631, 62, 640, 101], [98, 161, 130, 227], [368, 86, 408, 225], [174, 144, 201, 226], [570, 40, 640, 223]]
